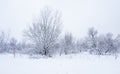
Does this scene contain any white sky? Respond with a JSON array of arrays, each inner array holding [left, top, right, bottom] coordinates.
[[0, 0, 120, 41]]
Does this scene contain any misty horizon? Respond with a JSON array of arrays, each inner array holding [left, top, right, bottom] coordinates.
[[0, 0, 120, 41]]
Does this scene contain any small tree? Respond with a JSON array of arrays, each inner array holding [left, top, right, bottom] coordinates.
[[9, 38, 17, 58], [60, 33, 74, 55], [25, 8, 62, 56], [0, 31, 9, 53], [97, 33, 118, 55], [104, 33, 117, 54], [87, 27, 98, 54], [97, 35, 108, 55], [76, 39, 89, 52], [115, 34, 120, 53]]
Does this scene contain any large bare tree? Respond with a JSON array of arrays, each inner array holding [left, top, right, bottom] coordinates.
[[25, 8, 62, 56]]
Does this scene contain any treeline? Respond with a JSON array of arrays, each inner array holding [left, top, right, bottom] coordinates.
[[0, 8, 120, 57]]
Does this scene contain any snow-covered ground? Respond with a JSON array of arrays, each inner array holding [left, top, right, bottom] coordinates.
[[0, 53, 120, 74]]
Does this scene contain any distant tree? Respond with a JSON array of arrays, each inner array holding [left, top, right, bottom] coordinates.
[[104, 33, 117, 54], [25, 8, 62, 56], [113, 34, 120, 58], [17, 40, 27, 54], [76, 39, 89, 52], [87, 27, 98, 54], [9, 38, 17, 58], [0, 31, 9, 53], [96, 33, 119, 55], [97, 34, 110, 55], [60, 33, 75, 55], [114, 34, 120, 53]]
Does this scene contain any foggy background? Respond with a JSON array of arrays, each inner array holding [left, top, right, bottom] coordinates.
[[0, 0, 120, 41]]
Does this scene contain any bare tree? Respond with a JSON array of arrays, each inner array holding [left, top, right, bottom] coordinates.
[[104, 33, 117, 54], [60, 32, 74, 55], [0, 31, 9, 53], [95, 33, 119, 55], [115, 34, 120, 52], [87, 27, 98, 54], [25, 8, 62, 56], [9, 38, 17, 58], [76, 39, 89, 52]]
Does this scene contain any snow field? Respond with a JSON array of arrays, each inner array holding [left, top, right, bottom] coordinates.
[[0, 54, 120, 74]]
